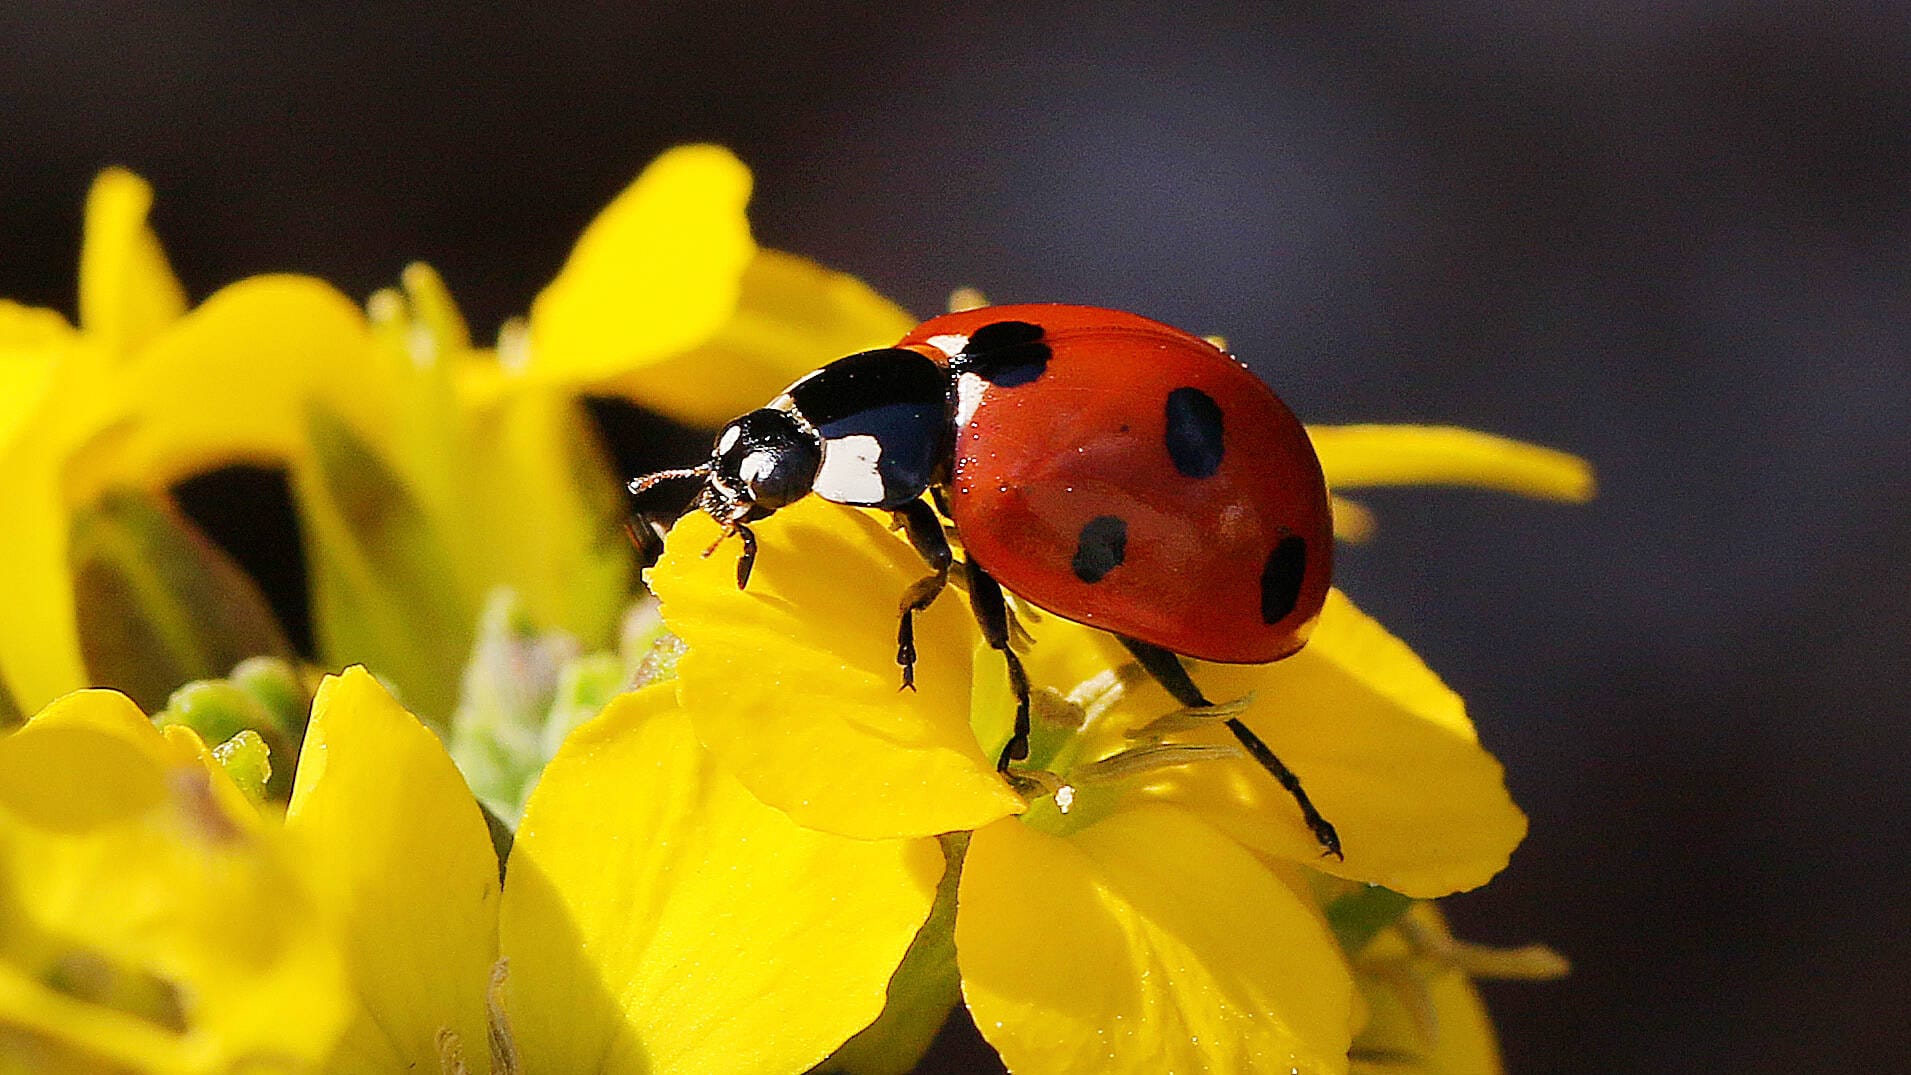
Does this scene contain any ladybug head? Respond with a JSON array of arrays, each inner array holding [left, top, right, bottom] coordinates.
[[627, 407, 821, 588]]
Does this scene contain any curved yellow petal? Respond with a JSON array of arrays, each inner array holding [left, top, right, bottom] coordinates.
[[0, 274, 383, 711], [650, 500, 1025, 839], [528, 145, 756, 391], [1134, 591, 1527, 898], [0, 369, 125, 708], [1351, 967, 1501, 1075], [501, 683, 942, 1075], [957, 807, 1354, 1075], [0, 311, 94, 708], [1307, 425, 1594, 502], [285, 668, 501, 1074], [112, 273, 391, 486], [79, 168, 186, 357], [599, 248, 918, 427], [0, 302, 72, 453], [0, 690, 348, 1073]]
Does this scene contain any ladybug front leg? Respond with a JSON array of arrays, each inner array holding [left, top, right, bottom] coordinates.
[[891, 499, 953, 691], [1118, 636, 1344, 861], [964, 559, 1033, 772]]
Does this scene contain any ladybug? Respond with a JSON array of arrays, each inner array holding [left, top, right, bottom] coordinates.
[[631, 304, 1340, 856]]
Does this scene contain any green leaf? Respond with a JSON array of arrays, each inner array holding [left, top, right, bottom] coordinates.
[[67, 488, 292, 712]]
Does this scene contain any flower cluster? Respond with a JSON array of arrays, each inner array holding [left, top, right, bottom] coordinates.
[[0, 147, 1585, 1073]]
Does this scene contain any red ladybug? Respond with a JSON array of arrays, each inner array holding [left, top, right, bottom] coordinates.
[[631, 304, 1340, 855]]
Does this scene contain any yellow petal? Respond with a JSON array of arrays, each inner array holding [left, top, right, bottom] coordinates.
[[296, 408, 472, 723], [0, 316, 95, 709], [0, 415, 103, 708], [599, 248, 918, 427], [1423, 972, 1500, 1075], [399, 261, 472, 353], [1351, 908, 1504, 1075], [500, 683, 942, 1075], [0, 690, 348, 1072], [1330, 494, 1377, 543], [1307, 425, 1594, 502], [449, 387, 636, 650], [0, 301, 72, 453], [650, 499, 1025, 839], [284, 668, 501, 1073], [0, 274, 383, 711], [528, 145, 756, 390], [78, 168, 187, 356], [1136, 591, 1527, 898], [1351, 968, 1501, 1075], [111, 273, 392, 486], [957, 807, 1355, 1075]]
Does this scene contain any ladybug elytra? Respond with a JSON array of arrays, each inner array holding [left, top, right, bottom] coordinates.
[[631, 304, 1341, 857]]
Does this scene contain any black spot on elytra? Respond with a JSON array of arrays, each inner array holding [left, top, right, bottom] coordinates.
[[1164, 386, 1225, 478], [1071, 515, 1128, 583], [1260, 536, 1307, 623], [953, 321, 1049, 387]]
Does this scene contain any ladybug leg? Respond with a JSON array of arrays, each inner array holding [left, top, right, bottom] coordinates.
[[892, 499, 953, 691], [732, 522, 758, 589], [966, 559, 1033, 771], [1118, 636, 1344, 861]]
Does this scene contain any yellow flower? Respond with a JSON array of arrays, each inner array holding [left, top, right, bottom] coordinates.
[[1, 668, 938, 1074], [0, 170, 631, 721], [645, 428, 1589, 1073], [0, 145, 904, 724], [0, 169, 391, 714], [0, 689, 348, 1072]]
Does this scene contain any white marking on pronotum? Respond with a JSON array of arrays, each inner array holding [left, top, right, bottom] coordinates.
[[813, 434, 887, 504], [954, 371, 988, 428], [716, 424, 742, 454], [925, 333, 969, 359]]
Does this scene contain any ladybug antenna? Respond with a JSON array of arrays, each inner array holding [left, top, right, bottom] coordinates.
[[627, 463, 713, 498]]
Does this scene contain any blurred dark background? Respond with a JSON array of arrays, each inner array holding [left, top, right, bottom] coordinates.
[[4, 4, 1907, 1072]]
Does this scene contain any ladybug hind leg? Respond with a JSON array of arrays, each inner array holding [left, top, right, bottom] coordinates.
[[892, 499, 954, 691], [1118, 636, 1344, 861], [964, 559, 1033, 772]]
